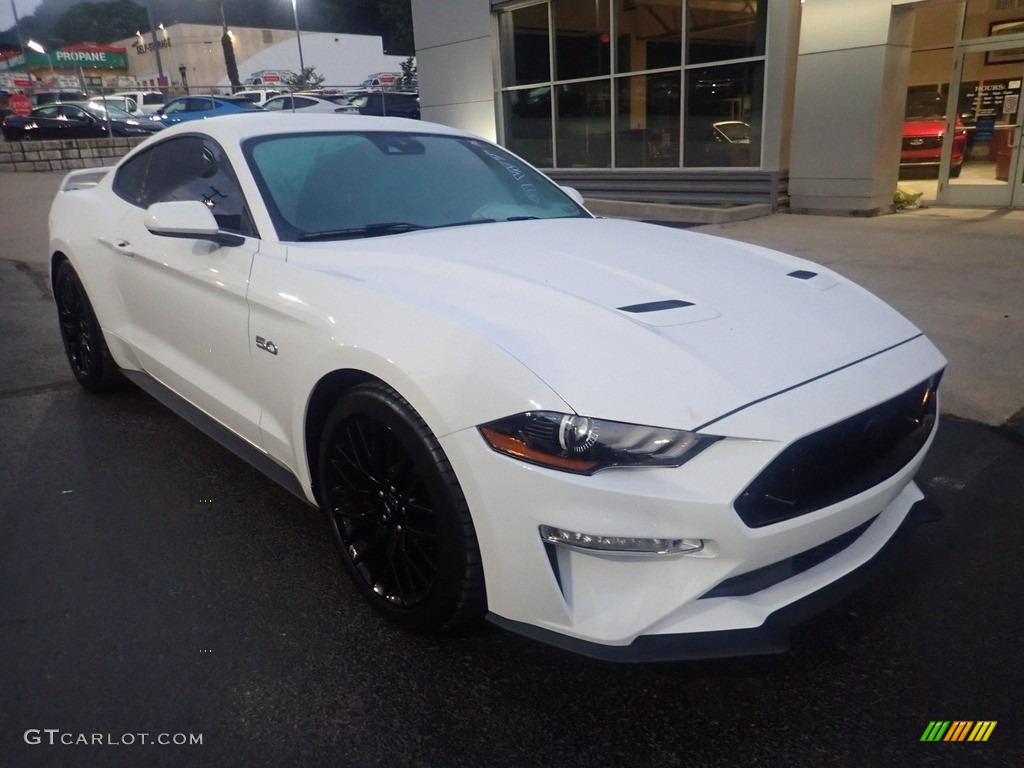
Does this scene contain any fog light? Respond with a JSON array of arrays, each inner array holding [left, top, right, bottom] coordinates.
[[539, 525, 704, 556]]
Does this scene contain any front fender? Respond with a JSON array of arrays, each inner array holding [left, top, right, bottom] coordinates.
[[245, 254, 572, 500]]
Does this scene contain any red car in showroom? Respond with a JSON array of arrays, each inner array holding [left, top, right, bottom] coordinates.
[[901, 94, 968, 177]]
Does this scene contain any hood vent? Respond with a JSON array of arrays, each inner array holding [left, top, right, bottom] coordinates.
[[787, 270, 818, 280], [618, 299, 695, 313]]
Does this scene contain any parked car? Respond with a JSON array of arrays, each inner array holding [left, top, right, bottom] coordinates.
[[341, 91, 420, 119], [31, 89, 89, 106], [48, 114, 945, 661], [3, 101, 163, 141], [111, 90, 166, 116], [901, 94, 967, 177], [153, 95, 264, 126], [234, 89, 283, 107], [262, 93, 356, 113]]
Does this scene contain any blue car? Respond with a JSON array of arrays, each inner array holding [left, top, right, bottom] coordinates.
[[154, 95, 264, 125]]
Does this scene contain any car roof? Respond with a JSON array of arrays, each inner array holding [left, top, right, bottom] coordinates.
[[144, 113, 468, 145]]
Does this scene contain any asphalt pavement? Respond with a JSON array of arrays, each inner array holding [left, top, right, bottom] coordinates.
[[1, 170, 1022, 767]]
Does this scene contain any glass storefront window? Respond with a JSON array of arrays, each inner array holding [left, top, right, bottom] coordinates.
[[554, 0, 611, 80], [504, 89, 553, 167], [615, 72, 681, 167], [556, 80, 612, 167], [686, 0, 766, 65], [499, 1, 767, 169], [684, 61, 763, 167], [500, 3, 551, 87], [615, 0, 682, 73]]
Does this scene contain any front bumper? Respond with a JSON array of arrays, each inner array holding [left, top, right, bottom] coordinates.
[[489, 495, 942, 661], [439, 335, 946, 660]]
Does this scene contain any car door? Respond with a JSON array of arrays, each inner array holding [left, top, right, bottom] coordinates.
[[30, 105, 64, 138], [59, 105, 103, 138], [108, 134, 264, 446]]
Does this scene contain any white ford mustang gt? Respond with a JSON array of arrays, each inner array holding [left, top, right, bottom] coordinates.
[[48, 114, 945, 661]]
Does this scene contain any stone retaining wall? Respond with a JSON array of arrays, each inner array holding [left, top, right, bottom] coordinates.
[[0, 137, 145, 172]]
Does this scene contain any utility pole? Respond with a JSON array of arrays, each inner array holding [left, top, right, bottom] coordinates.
[[218, 0, 240, 89], [145, 2, 165, 87]]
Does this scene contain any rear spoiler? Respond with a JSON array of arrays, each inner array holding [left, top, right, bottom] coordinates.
[[60, 167, 114, 192]]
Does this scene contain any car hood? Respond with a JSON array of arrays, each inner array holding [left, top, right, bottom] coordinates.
[[287, 218, 922, 432]]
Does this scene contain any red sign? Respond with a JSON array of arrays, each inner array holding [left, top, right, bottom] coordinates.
[[9, 94, 32, 117], [263, 72, 281, 83], [379, 74, 395, 85]]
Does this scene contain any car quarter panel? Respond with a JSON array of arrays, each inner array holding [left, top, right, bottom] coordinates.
[[49, 183, 141, 369]]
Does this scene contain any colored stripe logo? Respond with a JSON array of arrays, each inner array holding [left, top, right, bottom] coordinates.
[[920, 721, 997, 742]]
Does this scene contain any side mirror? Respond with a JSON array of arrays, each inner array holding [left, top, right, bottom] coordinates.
[[560, 185, 586, 207], [145, 201, 244, 246]]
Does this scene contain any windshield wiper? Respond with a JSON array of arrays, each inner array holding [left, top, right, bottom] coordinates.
[[297, 222, 426, 242]]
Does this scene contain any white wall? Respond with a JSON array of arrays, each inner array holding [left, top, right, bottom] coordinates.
[[411, 0, 496, 138], [117, 25, 407, 90], [789, 0, 917, 214]]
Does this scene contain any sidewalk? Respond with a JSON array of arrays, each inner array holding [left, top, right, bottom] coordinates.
[[693, 207, 1024, 427], [3, 169, 1021, 427]]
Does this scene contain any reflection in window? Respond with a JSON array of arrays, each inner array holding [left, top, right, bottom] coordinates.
[[504, 89, 553, 167], [554, 0, 611, 80], [687, 0, 766, 65], [616, 72, 681, 167], [498, 1, 767, 170], [615, 0, 682, 73], [500, 4, 551, 87], [684, 62, 763, 167], [556, 81, 612, 167]]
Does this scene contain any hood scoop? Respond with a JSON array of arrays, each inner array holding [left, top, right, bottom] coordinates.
[[616, 298, 719, 328], [618, 299, 694, 313], [787, 269, 837, 291]]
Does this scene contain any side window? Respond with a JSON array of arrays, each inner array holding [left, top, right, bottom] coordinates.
[[113, 148, 153, 206], [113, 136, 257, 238], [163, 100, 186, 114], [185, 98, 210, 112], [61, 106, 88, 120], [294, 97, 315, 109], [264, 98, 284, 111], [36, 105, 61, 118]]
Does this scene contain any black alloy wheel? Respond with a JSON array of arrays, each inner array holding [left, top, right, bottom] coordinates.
[[319, 382, 485, 633], [55, 260, 122, 391]]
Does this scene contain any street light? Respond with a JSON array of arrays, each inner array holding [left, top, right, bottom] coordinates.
[[26, 39, 55, 84], [290, 0, 305, 76]]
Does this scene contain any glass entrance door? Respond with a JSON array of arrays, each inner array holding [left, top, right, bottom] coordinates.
[[940, 43, 1024, 206]]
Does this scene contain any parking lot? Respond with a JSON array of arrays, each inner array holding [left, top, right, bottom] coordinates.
[[1, 171, 1022, 767]]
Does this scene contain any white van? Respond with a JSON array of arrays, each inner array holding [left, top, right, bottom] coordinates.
[[233, 88, 284, 106], [111, 90, 166, 116]]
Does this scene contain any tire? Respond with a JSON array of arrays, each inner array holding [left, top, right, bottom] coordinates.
[[54, 260, 123, 391], [949, 162, 962, 178], [318, 382, 486, 633]]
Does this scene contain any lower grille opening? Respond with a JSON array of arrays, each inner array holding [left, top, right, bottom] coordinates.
[[700, 516, 877, 600]]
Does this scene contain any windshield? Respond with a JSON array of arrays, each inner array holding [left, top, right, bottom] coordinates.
[[84, 103, 133, 120], [905, 94, 947, 120], [243, 131, 589, 242]]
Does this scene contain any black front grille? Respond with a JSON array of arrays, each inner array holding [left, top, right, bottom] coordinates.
[[902, 136, 942, 151], [734, 374, 941, 528]]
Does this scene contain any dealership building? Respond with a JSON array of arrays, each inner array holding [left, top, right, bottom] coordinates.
[[410, 0, 1024, 214]]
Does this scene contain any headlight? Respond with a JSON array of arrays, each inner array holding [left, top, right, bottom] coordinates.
[[478, 411, 719, 474]]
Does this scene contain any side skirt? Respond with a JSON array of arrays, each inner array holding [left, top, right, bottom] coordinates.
[[121, 370, 315, 508]]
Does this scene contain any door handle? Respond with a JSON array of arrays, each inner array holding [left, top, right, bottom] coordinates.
[[112, 240, 136, 258]]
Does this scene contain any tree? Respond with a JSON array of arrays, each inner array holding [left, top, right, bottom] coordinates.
[[286, 66, 326, 91], [399, 56, 416, 91], [55, 1, 148, 45]]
